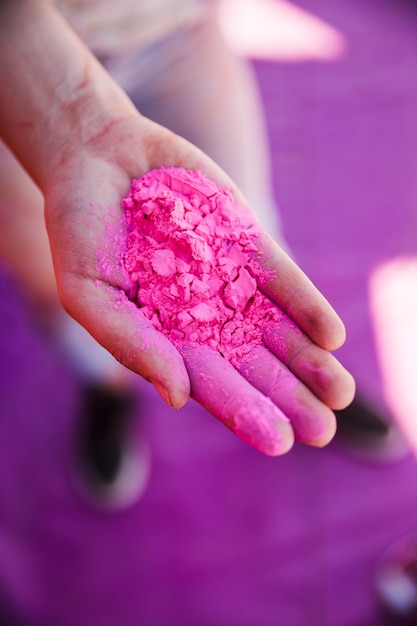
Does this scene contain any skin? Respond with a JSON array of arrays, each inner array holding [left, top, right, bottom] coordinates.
[[0, 0, 355, 455]]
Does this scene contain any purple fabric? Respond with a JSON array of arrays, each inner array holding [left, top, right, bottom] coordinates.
[[2, 1, 417, 624]]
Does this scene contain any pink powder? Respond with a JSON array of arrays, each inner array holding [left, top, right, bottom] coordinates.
[[122, 167, 281, 365]]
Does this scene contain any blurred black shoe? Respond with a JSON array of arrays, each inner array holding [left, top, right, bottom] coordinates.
[[334, 395, 409, 462], [75, 383, 151, 510]]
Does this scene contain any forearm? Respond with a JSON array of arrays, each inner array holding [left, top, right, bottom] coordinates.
[[0, 0, 137, 190]]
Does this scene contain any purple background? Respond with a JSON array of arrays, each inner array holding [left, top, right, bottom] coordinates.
[[1, 1, 417, 624]]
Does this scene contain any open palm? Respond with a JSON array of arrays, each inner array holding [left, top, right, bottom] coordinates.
[[45, 113, 354, 455]]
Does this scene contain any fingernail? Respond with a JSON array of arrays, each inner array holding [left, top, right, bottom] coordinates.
[[151, 380, 189, 409], [151, 379, 174, 408]]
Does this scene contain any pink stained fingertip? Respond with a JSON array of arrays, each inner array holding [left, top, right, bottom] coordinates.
[[180, 343, 294, 456]]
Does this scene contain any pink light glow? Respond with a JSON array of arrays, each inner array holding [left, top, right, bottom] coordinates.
[[369, 257, 417, 455], [218, 0, 347, 61]]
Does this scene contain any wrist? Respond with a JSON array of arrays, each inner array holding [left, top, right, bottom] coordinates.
[[0, 0, 137, 190]]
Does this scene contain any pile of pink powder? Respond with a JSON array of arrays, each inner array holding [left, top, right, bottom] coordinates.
[[122, 167, 281, 365]]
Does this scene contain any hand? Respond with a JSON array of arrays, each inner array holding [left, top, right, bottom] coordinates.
[[45, 113, 355, 455], [0, 0, 354, 454]]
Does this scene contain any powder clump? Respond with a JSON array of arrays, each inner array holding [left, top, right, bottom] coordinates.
[[122, 167, 281, 365]]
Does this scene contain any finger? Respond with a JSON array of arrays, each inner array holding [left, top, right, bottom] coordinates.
[[250, 233, 346, 351], [262, 318, 355, 410], [180, 343, 294, 456], [59, 275, 190, 408], [237, 346, 337, 447]]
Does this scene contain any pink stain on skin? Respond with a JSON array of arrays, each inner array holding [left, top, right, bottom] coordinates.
[[181, 344, 293, 456], [262, 318, 355, 411], [122, 167, 283, 366], [238, 345, 336, 446]]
